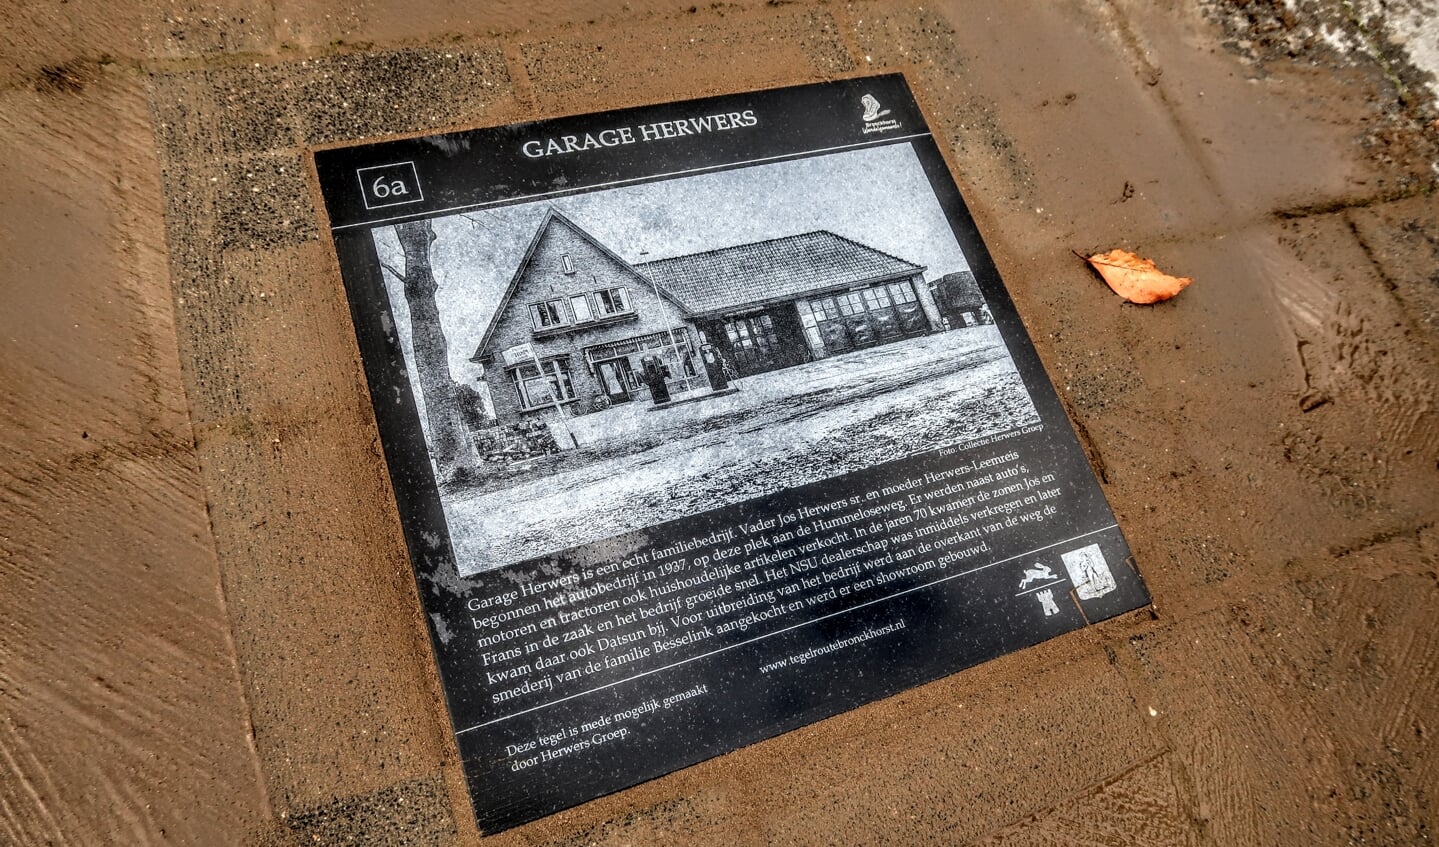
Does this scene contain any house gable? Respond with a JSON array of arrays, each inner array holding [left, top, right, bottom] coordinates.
[[470, 209, 689, 364]]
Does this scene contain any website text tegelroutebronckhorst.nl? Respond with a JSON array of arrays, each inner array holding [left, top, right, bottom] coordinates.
[[757, 620, 908, 674]]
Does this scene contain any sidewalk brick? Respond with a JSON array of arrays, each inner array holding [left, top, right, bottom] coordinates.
[[0, 71, 191, 465], [194, 408, 449, 811], [756, 648, 1159, 846], [972, 754, 1200, 847], [850, 0, 1230, 250], [519, 8, 853, 114]]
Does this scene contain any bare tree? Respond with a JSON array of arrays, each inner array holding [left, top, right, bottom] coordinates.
[[393, 220, 476, 484]]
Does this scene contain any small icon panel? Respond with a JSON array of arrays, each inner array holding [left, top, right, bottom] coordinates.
[[1062, 543, 1117, 600]]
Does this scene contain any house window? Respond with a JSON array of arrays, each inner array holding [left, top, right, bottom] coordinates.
[[886, 281, 918, 304], [561, 254, 576, 274], [593, 287, 631, 316], [529, 299, 568, 330], [511, 359, 574, 408], [570, 294, 593, 323]]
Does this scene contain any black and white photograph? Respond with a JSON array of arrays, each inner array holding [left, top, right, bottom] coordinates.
[[370, 142, 1040, 574]]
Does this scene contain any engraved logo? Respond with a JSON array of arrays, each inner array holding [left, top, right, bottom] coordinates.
[[859, 93, 901, 135], [1036, 589, 1061, 616], [860, 94, 891, 122], [1018, 563, 1056, 590]]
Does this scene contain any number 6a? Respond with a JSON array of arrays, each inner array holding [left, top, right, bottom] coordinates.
[[372, 177, 409, 198]]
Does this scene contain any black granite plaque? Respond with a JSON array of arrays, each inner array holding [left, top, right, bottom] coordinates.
[[313, 75, 1150, 834]]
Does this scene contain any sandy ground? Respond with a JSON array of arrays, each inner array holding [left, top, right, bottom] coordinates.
[[2, 0, 1438, 845], [446, 328, 1037, 570]]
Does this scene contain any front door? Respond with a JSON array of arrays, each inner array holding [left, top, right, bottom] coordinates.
[[596, 358, 635, 403]]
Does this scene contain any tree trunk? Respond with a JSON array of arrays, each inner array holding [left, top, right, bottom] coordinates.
[[395, 220, 475, 484]]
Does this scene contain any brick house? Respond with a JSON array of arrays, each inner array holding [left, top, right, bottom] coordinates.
[[469, 209, 942, 427]]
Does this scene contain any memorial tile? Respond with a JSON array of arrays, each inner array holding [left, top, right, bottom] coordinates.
[[313, 75, 1151, 833]]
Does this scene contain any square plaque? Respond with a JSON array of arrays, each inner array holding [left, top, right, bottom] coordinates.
[[313, 74, 1150, 834]]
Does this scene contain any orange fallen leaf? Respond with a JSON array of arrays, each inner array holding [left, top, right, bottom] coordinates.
[[1082, 248, 1192, 304]]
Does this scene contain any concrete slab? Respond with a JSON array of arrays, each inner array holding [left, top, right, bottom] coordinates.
[[755, 646, 1161, 845], [518, 7, 854, 114], [974, 754, 1200, 846], [0, 60, 269, 845], [1123, 601, 1347, 846]]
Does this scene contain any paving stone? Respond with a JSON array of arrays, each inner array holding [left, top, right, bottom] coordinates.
[[1234, 558, 1439, 845], [4, 1, 1425, 843], [148, 64, 302, 168], [1127, 552, 1439, 846], [295, 47, 514, 146], [0, 70, 191, 465], [756, 648, 1160, 846], [520, 8, 853, 114], [210, 64, 304, 157], [135, 1, 277, 59], [525, 789, 760, 847], [270, 0, 711, 50], [0, 53, 270, 847], [1124, 602, 1345, 846], [212, 243, 371, 417], [1095, 223, 1437, 574], [0, 446, 268, 844], [851, 0, 1231, 250], [0, 1, 276, 89], [972, 754, 1200, 846], [255, 775, 455, 846], [163, 236, 351, 426], [194, 408, 449, 811], [1108, 0, 1393, 219], [213, 151, 320, 252]]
